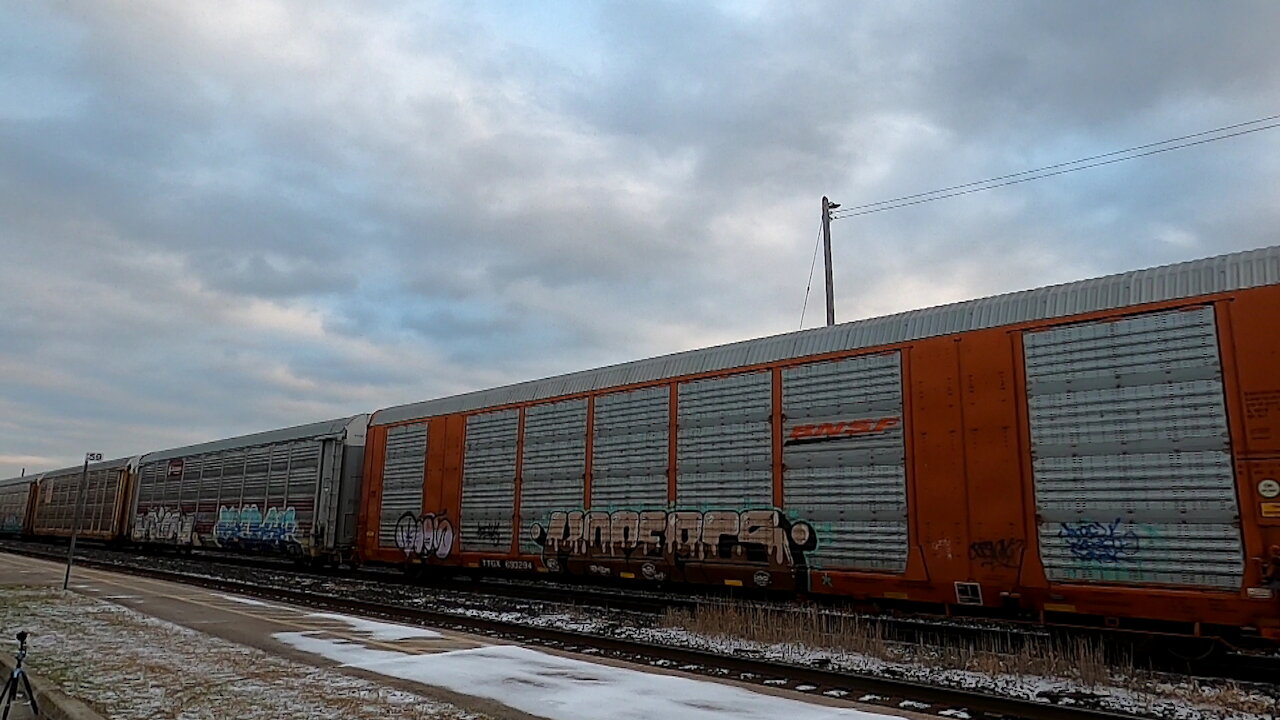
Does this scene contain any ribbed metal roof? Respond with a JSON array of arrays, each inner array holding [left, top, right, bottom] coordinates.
[[17, 457, 136, 482], [372, 244, 1280, 426], [140, 415, 369, 463], [0, 476, 33, 489]]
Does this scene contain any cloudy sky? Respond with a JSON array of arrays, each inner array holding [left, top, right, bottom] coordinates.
[[2, 1, 1278, 476]]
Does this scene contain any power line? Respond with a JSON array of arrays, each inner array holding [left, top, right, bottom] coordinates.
[[831, 116, 1280, 220], [833, 113, 1280, 215], [798, 219, 823, 329]]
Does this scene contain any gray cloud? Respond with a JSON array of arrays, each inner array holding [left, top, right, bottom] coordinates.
[[2, 0, 1278, 475]]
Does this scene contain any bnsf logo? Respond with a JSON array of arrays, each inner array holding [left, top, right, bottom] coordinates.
[[785, 416, 900, 445]]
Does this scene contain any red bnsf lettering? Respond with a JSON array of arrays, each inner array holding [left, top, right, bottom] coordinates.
[[788, 416, 901, 442], [789, 424, 814, 440], [844, 419, 873, 435]]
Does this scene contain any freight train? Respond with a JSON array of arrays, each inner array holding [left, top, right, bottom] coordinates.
[[3, 245, 1279, 645]]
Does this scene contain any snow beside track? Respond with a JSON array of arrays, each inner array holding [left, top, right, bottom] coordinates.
[[306, 611, 443, 641], [426, 605, 1277, 720], [275, 631, 892, 720]]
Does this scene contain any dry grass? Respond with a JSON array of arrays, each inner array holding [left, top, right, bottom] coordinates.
[[1158, 679, 1277, 717], [661, 601, 1116, 681], [662, 602, 889, 657], [925, 632, 1119, 685], [660, 601, 1275, 716]]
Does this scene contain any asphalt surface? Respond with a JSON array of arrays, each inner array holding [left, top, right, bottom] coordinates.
[[0, 551, 930, 720]]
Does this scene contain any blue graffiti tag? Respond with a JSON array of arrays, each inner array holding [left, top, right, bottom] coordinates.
[[215, 504, 299, 545], [1058, 518, 1140, 563]]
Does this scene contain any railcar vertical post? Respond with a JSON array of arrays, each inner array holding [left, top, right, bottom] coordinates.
[[63, 452, 100, 590]]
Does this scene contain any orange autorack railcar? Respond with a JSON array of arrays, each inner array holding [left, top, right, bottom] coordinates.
[[354, 245, 1280, 642]]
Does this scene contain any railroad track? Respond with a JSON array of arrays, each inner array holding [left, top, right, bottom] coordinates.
[[7, 541, 1269, 719], [5, 537, 1047, 641], [7, 538, 1280, 687]]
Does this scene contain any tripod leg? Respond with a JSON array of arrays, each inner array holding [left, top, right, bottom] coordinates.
[[17, 672, 36, 716], [1, 672, 16, 720]]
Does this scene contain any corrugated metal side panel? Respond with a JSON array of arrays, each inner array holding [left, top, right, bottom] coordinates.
[[591, 386, 670, 508], [131, 461, 162, 540], [677, 372, 772, 507], [0, 483, 29, 534], [461, 409, 519, 552], [132, 457, 196, 544], [372, 245, 1280, 427], [178, 456, 202, 529], [379, 422, 428, 548], [241, 447, 270, 528], [32, 468, 121, 538], [1024, 306, 1243, 589], [218, 449, 246, 521], [286, 442, 322, 534], [782, 353, 908, 572], [133, 440, 326, 551], [238, 442, 321, 549], [519, 399, 587, 554], [194, 454, 223, 534]]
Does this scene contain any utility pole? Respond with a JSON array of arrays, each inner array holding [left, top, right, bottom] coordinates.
[[821, 196, 841, 326], [63, 452, 101, 590]]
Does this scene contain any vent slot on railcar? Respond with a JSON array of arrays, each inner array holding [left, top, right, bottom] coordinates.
[[1022, 305, 1244, 589], [781, 352, 909, 574], [378, 422, 427, 549], [519, 399, 588, 555], [460, 409, 519, 552], [677, 371, 773, 507], [591, 386, 670, 509]]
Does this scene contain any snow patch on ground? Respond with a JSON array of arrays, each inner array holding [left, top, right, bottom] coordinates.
[[0, 586, 482, 719], [215, 592, 273, 607], [275, 631, 897, 720], [306, 612, 442, 641]]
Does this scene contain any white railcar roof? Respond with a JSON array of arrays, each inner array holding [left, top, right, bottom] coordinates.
[[140, 414, 370, 464], [374, 243, 1280, 426], [16, 457, 136, 482]]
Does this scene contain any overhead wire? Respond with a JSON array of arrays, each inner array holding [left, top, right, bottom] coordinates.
[[798, 113, 1279, 328], [830, 116, 1280, 220], [798, 219, 823, 330]]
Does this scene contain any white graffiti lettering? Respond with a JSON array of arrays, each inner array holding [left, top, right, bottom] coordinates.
[[395, 511, 455, 560], [530, 508, 816, 569], [133, 507, 196, 544]]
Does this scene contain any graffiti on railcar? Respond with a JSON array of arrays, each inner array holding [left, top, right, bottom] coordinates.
[[475, 521, 504, 546], [968, 538, 1025, 568], [394, 511, 455, 560], [0, 510, 22, 534], [528, 508, 817, 587], [1059, 518, 1141, 563], [214, 504, 299, 545], [134, 507, 196, 544]]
